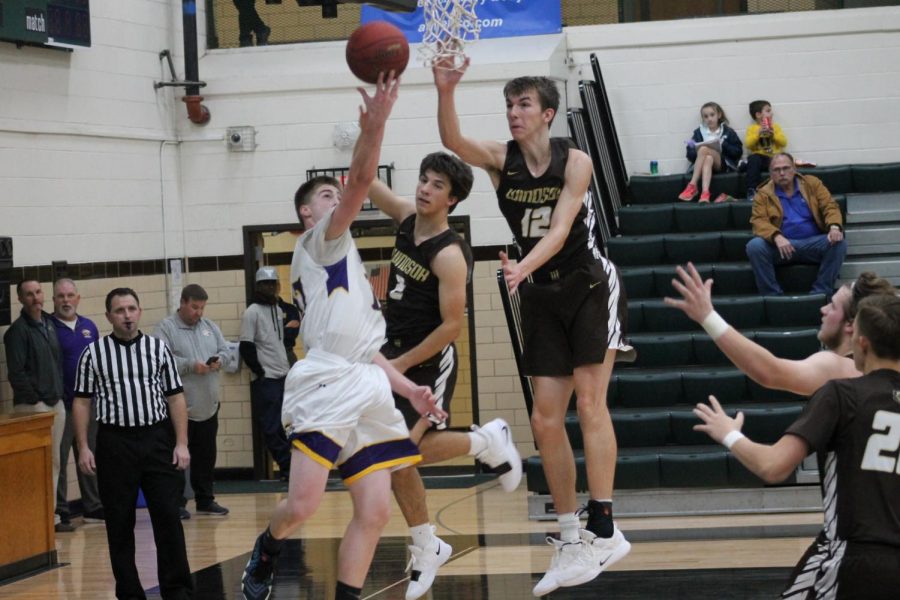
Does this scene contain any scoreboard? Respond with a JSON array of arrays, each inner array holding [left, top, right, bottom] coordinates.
[[0, 0, 91, 48]]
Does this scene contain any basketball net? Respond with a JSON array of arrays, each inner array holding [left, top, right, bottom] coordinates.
[[419, 0, 480, 69]]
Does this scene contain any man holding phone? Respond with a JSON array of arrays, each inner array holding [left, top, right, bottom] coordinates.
[[154, 284, 231, 518]]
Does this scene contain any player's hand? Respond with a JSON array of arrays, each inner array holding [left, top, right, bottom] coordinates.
[[432, 53, 469, 91], [692, 395, 744, 445], [358, 70, 399, 130], [408, 385, 447, 424], [78, 446, 96, 475], [172, 444, 190, 471], [773, 234, 795, 260], [827, 227, 843, 245], [663, 262, 715, 323], [499, 250, 526, 294]]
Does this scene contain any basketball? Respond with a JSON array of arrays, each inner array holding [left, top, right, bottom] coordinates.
[[345, 21, 410, 84]]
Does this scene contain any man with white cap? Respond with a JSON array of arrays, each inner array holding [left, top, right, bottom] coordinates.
[[240, 266, 292, 477]]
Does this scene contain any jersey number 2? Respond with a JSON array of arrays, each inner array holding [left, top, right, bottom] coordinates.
[[521, 206, 552, 238], [861, 410, 900, 474]]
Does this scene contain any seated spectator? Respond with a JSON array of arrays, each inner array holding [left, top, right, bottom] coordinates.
[[677, 102, 742, 203], [744, 99, 787, 202], [746, 153, 846, 297]]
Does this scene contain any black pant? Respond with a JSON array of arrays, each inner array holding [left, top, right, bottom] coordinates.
[[251, 376, 291, 472], [746, 154, 771, 193], [183, 412, 218, 508], [96, 421, 193, 600], [232, 0, 266, 39]]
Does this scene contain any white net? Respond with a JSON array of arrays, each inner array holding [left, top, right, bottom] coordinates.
[[419, 0, 481, 69]]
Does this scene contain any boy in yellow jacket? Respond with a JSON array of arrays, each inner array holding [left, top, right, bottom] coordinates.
[[745, 100, 787, 201]]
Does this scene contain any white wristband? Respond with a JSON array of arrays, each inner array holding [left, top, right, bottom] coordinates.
[[701, 310, 730, 340], [722, 430, 746, 450]]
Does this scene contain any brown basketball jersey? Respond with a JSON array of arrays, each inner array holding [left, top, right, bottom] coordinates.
[[786, 369, 900, 547]]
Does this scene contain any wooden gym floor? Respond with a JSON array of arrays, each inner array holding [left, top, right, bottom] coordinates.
[[0, 478, 822, 599]]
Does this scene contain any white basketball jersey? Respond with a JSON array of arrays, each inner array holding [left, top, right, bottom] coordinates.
[[291, 214, 385, 363]]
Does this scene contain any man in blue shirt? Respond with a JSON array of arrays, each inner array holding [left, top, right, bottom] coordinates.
[[746, 152, 846, 296], [50, 278, 103, 527]]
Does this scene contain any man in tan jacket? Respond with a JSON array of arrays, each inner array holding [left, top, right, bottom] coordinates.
[[746, 152, 846, 296]]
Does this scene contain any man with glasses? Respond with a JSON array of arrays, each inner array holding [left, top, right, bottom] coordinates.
[[745, 152, 846, 297]]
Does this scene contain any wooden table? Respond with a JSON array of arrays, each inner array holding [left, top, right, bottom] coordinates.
[[0, 411, 57, 582]]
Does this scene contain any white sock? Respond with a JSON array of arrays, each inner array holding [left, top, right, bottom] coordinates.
[[558, 512, 580, 543], [410, 523, 435, 549], [467, 430, 488, 457]]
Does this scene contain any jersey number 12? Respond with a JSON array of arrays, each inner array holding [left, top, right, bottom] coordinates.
[[521, 206, 552, 238]]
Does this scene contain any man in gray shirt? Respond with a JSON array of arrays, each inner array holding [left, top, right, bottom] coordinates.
[[240, 267, 292, 477], [155, 284, 230, 517]]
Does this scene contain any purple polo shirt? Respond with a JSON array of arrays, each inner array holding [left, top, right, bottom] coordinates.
[[50, 314, 100, 408], [776, 179, 820, 240]]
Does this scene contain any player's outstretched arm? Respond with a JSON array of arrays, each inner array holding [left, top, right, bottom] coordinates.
[[500, 149, 592, 293], [327, 73, 399, 240], [368, 178, 414, 223], [663, 263, 842, 396], [693, 395, 808, 484], [433, 56, 505, 175], [373, 352, 448, 423]]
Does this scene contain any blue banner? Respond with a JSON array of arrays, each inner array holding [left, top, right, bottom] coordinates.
[[361, 0, 561, 44]]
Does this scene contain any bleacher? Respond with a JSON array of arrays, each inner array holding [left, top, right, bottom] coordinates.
[[501, 54, 900, 519]]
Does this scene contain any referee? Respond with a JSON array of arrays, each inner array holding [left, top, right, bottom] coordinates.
[[73, 288, 193, 600]]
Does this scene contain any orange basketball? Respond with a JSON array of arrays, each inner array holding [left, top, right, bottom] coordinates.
[[345, 21, 410, 84]]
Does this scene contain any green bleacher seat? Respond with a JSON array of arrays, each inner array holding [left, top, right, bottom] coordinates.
[[616, 371, 683, 408], [660, 447, 729, 487], [851, 163, 900, 193], [641, 300, 697, 332], [833, 194, 847, 217], [747, 379, 806, 404], [607, 235, 666, 267], [740, 403, 804, 444], [729, 201, 753, 229], [693, 332, 746, 365], [618, 204, 675, 235], [669, 408, 716, 445], [708, 172, 744, 199], [673, 203, 730, 232], [726, 453, 765, 487], [712, 263, 758, 295], [754, 329, 821, 361], [615, 451, 661, 489], [628, 174, 685, 205], [629, 333, 694, 368], [613, 409, 671, 447], [764, 295, 826, 327], [653, 264, 713, 298], [776, 264, 820, 294], [798, 165, 853, 195], [627, 302, 644, 334], [664, 232, 722, 264], [682, 367, 748, 405], [620, 266, 656, 299], [721, 231, 754, 261], [714, 296, 765, 328], [608, 376, 619, 409], [565, 413, 582, 447]]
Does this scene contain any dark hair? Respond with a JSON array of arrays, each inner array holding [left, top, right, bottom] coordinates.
[[846, 272, 897, 320], [294, 175, 341, 221], [748, 100, 770, 119], [419, 152, 474, 213], [105, 287, 140, 312], [180, 284, 208, 303], [855, 294, 900, 360], [503, 76, 560, 126], [16, 279, 40, 296], [700, 102, 728, 126]]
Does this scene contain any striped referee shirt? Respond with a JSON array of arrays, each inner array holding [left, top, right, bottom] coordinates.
[[74, 332, 184, 427]]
